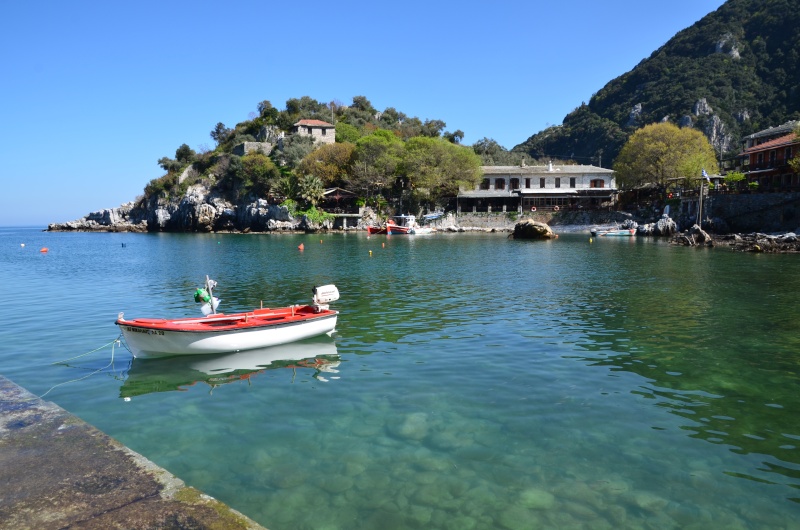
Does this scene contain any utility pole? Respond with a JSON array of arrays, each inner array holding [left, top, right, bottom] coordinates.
[[697, 179, 704, 227]]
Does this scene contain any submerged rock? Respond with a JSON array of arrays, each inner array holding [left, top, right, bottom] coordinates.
[[518, 488, 556, 510]]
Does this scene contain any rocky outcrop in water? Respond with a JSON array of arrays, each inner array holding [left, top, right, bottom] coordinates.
[[47, 184, 337, 233], [637, 215, 677, 236], [510, 218, 557, 239], [671, 224, 714, 247]]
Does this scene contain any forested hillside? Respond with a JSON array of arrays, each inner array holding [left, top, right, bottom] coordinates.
[[513, 0, 800, 167]]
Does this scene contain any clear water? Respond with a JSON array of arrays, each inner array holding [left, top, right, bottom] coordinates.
[[2, 226, 799, 529]]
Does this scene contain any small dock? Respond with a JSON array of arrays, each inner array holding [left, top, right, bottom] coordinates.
[[0, 375, 266, 530]]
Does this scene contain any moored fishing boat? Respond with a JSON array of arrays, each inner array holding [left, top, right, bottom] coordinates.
[[591, 226, 637, 237], [116, 278, 339, 358], [386, 217, 412, 235], [368, 214, 436, 235]]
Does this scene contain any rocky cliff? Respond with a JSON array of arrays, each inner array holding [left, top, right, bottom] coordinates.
[[47, 184, 335, 233]]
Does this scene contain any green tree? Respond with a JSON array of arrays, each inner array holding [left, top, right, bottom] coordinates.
[[724, 171, 746, 191], [241, 152, 281, 196], [297, 142, 355, 187], [277, 96, 330, 130], [274, 174, 299, 201], [210, 122, 232, 146], [335, 122, 362, 143], [351, 95, 376, 114], [348, 130, 404, 198], [444, 129, 464, 144], [421, 119, 446, 137], [613, 122, 719, 189], [257, 100, 279, 123], [298, 174, 325, 207], [472, 137, 526, 165], [157, 156, 181, 173], [175, 144, 196, 164], [402, 137, 483, 202], [273, 134, 316, 169]]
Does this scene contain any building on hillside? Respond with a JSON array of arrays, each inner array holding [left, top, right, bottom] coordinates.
[[739, 120, 799, 191], [457, 162, 617, 213], [292, 119, 336, 145]]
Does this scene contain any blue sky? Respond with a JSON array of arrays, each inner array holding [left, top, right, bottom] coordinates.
[[1, 0, 725, 226]]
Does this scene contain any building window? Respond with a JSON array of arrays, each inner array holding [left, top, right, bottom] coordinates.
[[307, 127, 313, 134], [539, 178, 545, 188], [786, 147, 793, 161], [770, 150, 776, 166], [322, 129, 327, 136], [480, 179, 490, 190], [555, 178, 561, 188], [510, 178, 519, 190], [525, 178, 530, 188], [590, 179, 605, 188], [569, 177, 576, 188], [757, 153, 764, 166], [495, 179, 505, 190]]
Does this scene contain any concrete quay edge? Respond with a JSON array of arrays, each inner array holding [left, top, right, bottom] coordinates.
[[0, 374, 267, 530]]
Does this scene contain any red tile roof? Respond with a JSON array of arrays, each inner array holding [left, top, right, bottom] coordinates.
[[742, 133, 798, 154], [294, 119, 334, 128]]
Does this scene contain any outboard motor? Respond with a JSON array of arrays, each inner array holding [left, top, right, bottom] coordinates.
[[312, 285, 339, 312]]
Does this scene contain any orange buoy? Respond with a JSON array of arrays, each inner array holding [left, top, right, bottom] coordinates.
[[298, 243, 304, 251], [40, 247, 48, 253]]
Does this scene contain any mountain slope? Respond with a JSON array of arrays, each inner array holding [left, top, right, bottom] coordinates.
[[513, 0, 800, 166]]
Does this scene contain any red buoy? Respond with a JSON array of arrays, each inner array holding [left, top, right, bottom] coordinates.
[[40, 247, 49, 253], [298, 243, 304, 251]]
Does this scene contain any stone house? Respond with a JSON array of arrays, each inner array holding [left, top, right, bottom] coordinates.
[[291, 119, 336, 145], [457, 162, 617, 213]]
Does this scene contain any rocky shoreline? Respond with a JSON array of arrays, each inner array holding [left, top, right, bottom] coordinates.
[[673, 228, 800, 253], [47, 185, 800, 252]]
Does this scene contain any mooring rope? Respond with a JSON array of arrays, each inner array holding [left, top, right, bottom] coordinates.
[[39, 335, 123, 399]]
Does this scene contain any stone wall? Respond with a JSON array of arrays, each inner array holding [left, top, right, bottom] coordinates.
[[232, 142, 273, 156], [706, 192, 800, 233], [456, 212, 519, 230], [456, 210, 634, 230]]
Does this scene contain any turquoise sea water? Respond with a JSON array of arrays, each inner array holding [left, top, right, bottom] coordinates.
[[2, 226, 799, 529]]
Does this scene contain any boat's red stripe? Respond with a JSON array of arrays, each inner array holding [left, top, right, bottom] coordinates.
[[117, 310, 337, 333]]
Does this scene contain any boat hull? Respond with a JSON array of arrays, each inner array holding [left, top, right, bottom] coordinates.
[[591, 228, 636, 237], [117, 307, 338, 358]]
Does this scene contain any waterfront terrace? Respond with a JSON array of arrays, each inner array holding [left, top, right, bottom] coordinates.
[[457, 162, 617, 213]]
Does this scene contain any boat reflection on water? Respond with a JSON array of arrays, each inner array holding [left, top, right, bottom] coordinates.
[[120, 337, 340, 399]]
